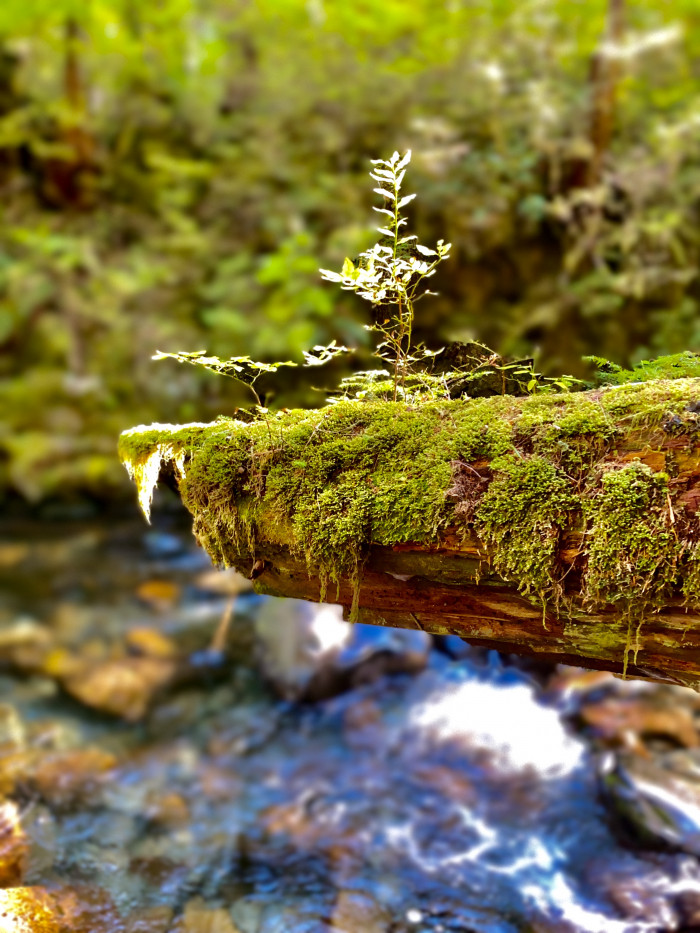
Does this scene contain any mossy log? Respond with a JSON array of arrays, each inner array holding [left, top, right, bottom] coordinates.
[[119, 372, 700, 689]]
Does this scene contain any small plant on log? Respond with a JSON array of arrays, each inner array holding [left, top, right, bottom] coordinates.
[[320, 149, 451, 402], [151, 350, 298, 412], [152, 151, 582, 412]]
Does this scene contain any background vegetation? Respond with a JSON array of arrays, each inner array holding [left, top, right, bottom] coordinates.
[[1, 0, 699, 502]]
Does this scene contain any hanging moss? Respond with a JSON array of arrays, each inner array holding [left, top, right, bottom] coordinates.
[[474, 454, 578, 607], [584, 462, 676, 610]]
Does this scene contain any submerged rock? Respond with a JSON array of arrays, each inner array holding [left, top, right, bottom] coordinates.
[[253, 599, 431, 702], [601, 749, 700, 854]]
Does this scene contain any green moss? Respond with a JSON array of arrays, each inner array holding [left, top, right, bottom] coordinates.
[[119, 374, 700, 641], [584, 462, 676, 611], [517, 394, 619, 472], [599, 377, 700, 429], [475, 454, 578, 608], [683, 561, 700, 607], [592, 351, 700, 386]]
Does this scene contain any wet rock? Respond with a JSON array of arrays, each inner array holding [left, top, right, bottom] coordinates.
[[583, 856, 684, 929], [21, 805, 57, 879], [672, 859, 700, 928], [579, 692, 699, 753], [0, 619, 53, 672], [0, 887, 58, 933], [129, 855, 192, 897], [125, 905, 174, 933], [126, 626, 179, 659], [546, 667, 619, 708], [0, 542, 30, 569], [33, 531, 103, 569], [229, 897, 263, 933], [62, 656, 178, 721], [601, 749, 700, 854], [254, 600, 431, 702], [49, 884, 124, 933], [173, 897, 240, 933], [0, 799, 28, 885], [0, 704, 26, 749], [27, 747, 117, 810], [331, 624, 431, 691], [254, 599, 351, 701], [143, 790, 190, 829], [135, 579, 181, 611], [49, 603, 95, 645], [330, 889, 391, 932], [0, 751, 42, 796], [258, 899, 334, 933]]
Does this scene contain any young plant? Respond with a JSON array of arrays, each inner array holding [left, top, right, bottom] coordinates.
[[320, 150, 451, 401], [152, 342, 349, 416], [152, 350, 297, 411]]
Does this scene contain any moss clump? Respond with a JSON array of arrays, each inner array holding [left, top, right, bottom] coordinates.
[[475, 455, 578, 607], [516, 395, 619, 473], [584, 462, 676, 610], [681, 546, 700, 607]]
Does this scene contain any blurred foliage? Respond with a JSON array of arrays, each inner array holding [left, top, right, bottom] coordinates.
[[0, 0, 699, 500]]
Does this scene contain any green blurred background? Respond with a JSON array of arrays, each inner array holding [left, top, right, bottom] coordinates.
[[1, 0, 699, 505]]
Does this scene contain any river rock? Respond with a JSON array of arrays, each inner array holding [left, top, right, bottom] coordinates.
[[0, 887, 58, 932], [601, 749, 700, 854], [253, 599, 431, 701]]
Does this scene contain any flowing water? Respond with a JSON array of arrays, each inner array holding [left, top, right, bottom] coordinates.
[[2, 503, 700, 931]]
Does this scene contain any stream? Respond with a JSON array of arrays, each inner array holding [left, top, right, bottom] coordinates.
[[3, 501, 700, 931]]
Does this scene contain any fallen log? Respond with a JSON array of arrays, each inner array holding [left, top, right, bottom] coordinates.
[[119, 370, 700, 689]]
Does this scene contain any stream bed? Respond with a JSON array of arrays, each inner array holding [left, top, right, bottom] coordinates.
[[3, 504, 700, 931]]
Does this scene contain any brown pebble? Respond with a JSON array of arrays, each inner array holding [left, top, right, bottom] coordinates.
[[143, 791, 190, 828], [172, 897, 241, 932], [126, 627, 179, 660], [28, 748, 117, 809]]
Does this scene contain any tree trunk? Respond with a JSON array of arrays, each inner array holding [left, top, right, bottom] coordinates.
[[587, 0, 625, 185], [40, 17, 97, 208]]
